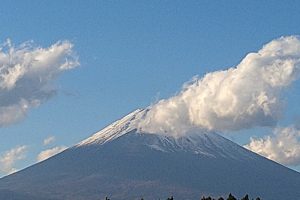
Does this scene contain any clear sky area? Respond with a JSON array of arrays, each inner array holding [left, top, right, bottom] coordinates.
[[1, 1, 300, 176]]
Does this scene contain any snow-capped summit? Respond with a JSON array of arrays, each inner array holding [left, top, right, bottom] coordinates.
[[77, 109, 253, 161], [1, 109, 300, 200], [77, 109, 145, 146]]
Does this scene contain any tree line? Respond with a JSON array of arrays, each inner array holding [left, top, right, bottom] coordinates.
[[104, 193, 261, 200], [201, 193, 261, 200]]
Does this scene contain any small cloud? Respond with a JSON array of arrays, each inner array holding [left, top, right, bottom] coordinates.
[[37, 146, 67, 162], [0, 39, 79, 127], [244, 126, 300, 166], [0, 145, 28, 175], [43, 136, 55, 146]]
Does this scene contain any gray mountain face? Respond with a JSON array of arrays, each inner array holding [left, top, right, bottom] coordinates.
[[1, 109, 300, 200]]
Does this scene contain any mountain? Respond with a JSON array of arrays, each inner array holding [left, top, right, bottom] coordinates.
[[1, 109, 300, 200]]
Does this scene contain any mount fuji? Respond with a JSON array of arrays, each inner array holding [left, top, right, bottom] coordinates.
[[1, 109, 300, 200]]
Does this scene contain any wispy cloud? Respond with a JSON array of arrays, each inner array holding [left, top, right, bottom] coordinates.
[[37, 146, 67, 162], [43, 136, 56, 146], [0, 39, 79, 127], [139, 36, 300, 136], [244, 126, 300, 166], [0, 145, 28, 175]]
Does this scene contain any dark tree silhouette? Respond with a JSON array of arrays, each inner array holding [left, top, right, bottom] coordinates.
[[201, 196, 213, 200], [241, 194, 249, 200], [227, 193, 237, 200], [167, 196, 174, 200]]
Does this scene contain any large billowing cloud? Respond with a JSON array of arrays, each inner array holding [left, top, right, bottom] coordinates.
[[244, 126, 300, 166], [139, 36, 300, 136], [0, 39, 79, 127], [0, 145, 28, 175]]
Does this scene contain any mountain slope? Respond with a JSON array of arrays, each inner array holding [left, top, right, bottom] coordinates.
[[0, 109, 300, 200]]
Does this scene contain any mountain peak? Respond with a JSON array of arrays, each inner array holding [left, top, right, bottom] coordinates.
[[76, 109, 254, 161], [76, 109, 145, 146]]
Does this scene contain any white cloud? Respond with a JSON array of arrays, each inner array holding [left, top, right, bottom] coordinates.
[[139, 36, 300, 136], [244, 126, 300, 166], [0, 145, 28, 175], [0, 39, 79, 127], [37, 146, 67, 162], [43, 136, 55, 146]]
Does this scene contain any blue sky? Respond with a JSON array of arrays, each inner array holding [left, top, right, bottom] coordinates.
[[1, 1, 300, 176]]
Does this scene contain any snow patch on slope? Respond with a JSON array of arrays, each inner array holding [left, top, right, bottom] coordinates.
[[141, 132, 255, 160], [76, 109, 145, 146]]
